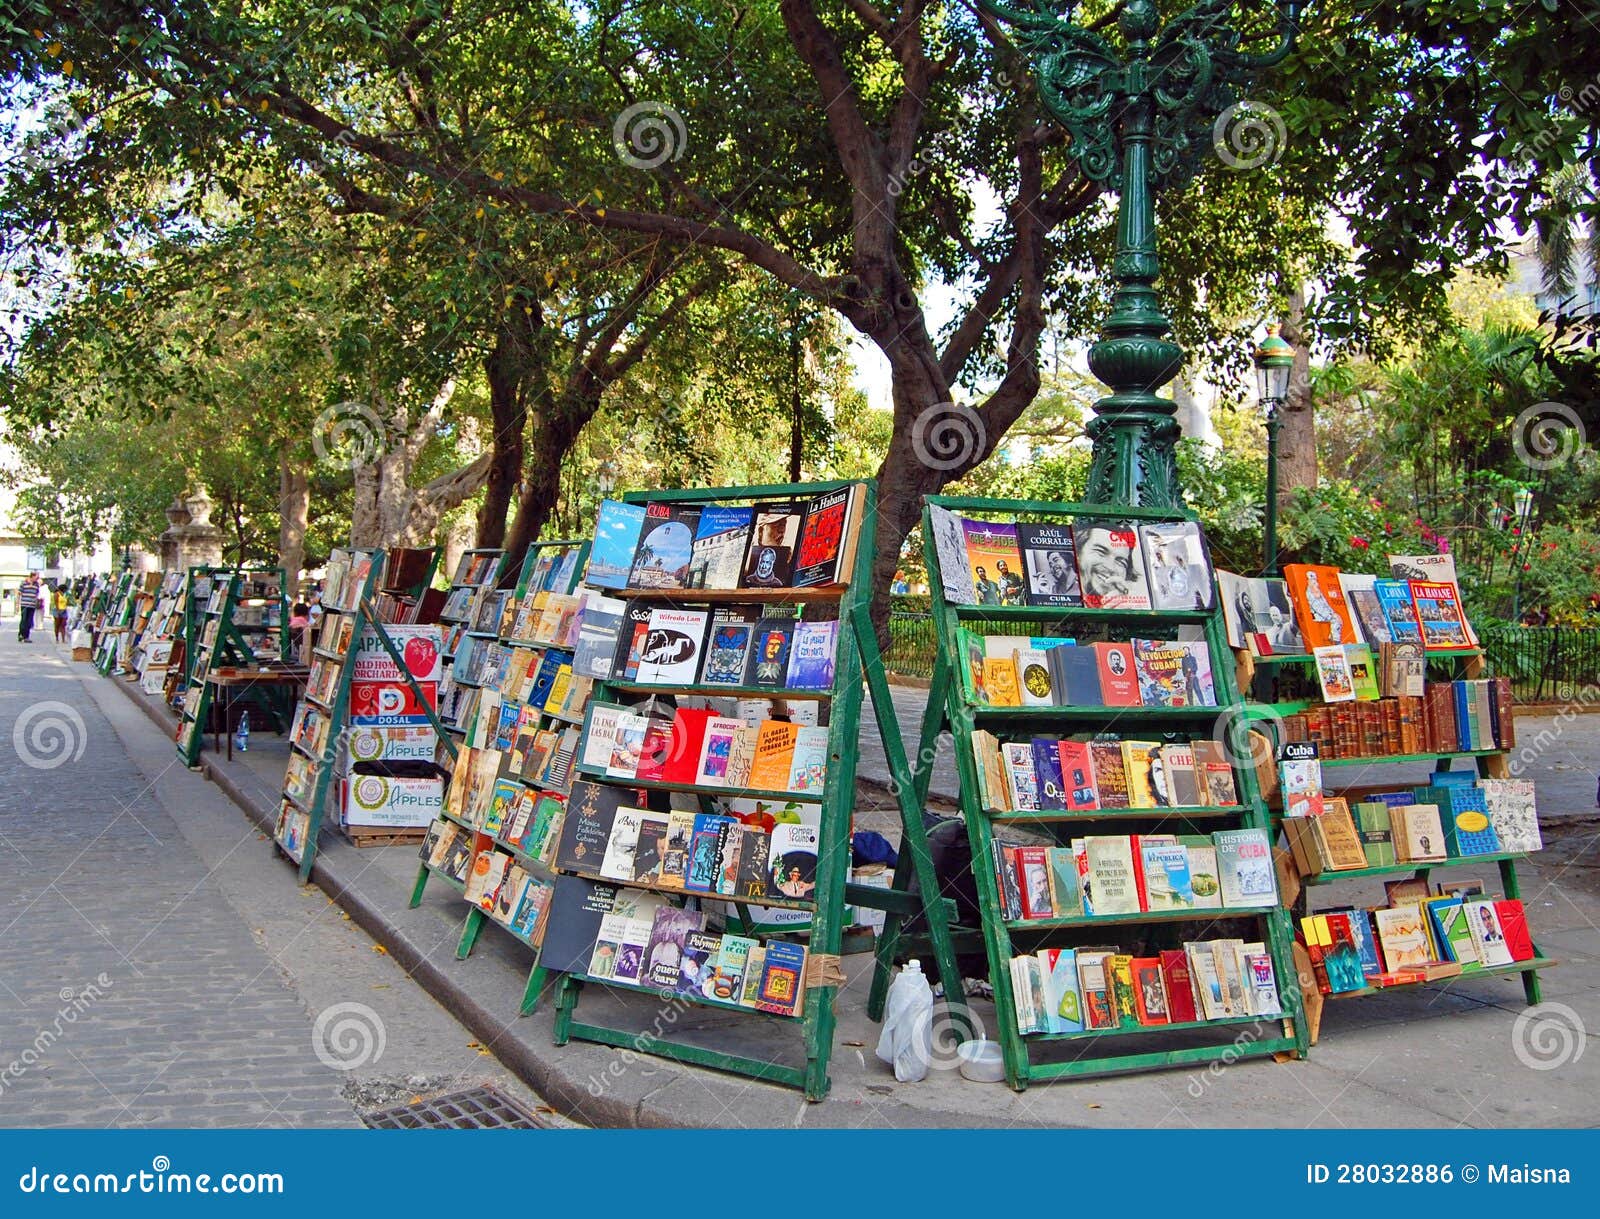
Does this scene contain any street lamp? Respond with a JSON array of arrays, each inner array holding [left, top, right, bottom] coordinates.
[[1253, 322, 1295, 576], [980, 0, 1304, 508]]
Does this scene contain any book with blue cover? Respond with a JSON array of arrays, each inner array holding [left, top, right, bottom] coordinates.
[[784, 620, 839, 690], [587, 500, 648, 590], [688, 506, 755, 591]]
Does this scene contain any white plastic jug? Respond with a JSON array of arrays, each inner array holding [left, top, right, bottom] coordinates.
[[874, 959, 934, 1082]]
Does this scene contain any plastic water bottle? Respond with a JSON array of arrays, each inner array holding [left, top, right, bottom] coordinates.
[[235, 711, 250, 754], [875, 958, 934, 1082]]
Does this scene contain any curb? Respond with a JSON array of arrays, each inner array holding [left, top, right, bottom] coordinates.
[[101, 672, 654, 1129]]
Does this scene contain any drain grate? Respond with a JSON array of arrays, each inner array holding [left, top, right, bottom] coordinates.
[[362, 1085, 548, 1130]]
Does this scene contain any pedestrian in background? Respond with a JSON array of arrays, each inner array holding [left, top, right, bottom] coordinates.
[[17, 572, 42, 642], [52, 583, 71, 642]]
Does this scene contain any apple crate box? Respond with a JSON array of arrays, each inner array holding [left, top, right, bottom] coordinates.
[[344, 725, 437, 764], [349, 625, 442, 727], [340, 770, 444, 829]]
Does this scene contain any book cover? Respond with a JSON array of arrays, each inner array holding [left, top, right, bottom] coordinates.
[[631, 812, 671, 885], [1374, 904, 1433, 971], [605, 713, 648, 779], [1031, 736, 1067, 811], [1015, 647, 1056, 706], [743, 618, 798, 688], [1345, 643, 1381, 701], [1076, 951, 1115, 1030], [1017, 523, 1083, 606], [1314, 798, 1371, 871], [633, 608, 710, 685], [1409, 579, 1472, 648], [981, 656, 1022, 707], [1255, 577, 1307, 653], [785, 620, 840, 691], [676, 930, 722, 997], [1092, 641, 1140, 706], [1057, 740, 1099, 811], [1395, 802, 1447, 862], [1037, 947, 1084, 1034], [1463, 899, 1514, 967], [925, 504, 976, 604], [658, 810, 697, 891], [792, 487, 856, 588], [1122, 740, 1166, 808], [785, 724, 830, 793], [1244, 950, 1283, 1017], [684, 814, 733, 893], [642, 906, 706, 990], [769, 823, 819, 901], [1159, 949, 1198, 1023], [608, 600, 655, 682], [1373, 578, 1423, 646], [1496, 899, 1534, 962], [1313, 643, 1356, 702], [688, 505, 755, 591], [627, 503, 701, 589], [992, 843, 1022, 920], [1344, 584, 1394, 648], [732, 827, 772, 900], [1284, 562, 1360, 649], [695, 715, 745, 787], [1139, 521, 1216, 611], [555, 781, 626, 874], [1214, 827, 1277, 907], [710, 935, 756, 1003], [700, 609, 758, 686], [536, 877, 621, 974], [1001, 741, 1041, 811], [1277, 741, 1325, 819], [1053, 644, 1101, 705], [1084, 835, 1141, 916], [597, 807, 645, 881], [741, 505, 802, 588], [755, 941, 808, 1016], [723, 725, 760, 788], [1478, 778, 1541, 853], [1072, 521, 1152, 609], [1182, 838, 1223, 908], [963, 517, 1027, 606], [633, 717, 674, 783], [1110, 954, 1139, 1028], [1132, 956, 1171, 1024], [1131, 638, 1190, 706], [1047, 848, 1082, 917], [1140, 837, 1195, 910], [1188, 945, 1227, 1019], [1016, 845, 1055, 919], [747, 720, 800, 791], [1087, 740, 1130, 808], [1191, 740, 1238, 805]]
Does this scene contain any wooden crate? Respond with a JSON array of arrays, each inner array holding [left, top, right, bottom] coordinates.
[[340, 822, 429, 849]]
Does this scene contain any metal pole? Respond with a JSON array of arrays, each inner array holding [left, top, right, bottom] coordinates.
[[1263, 401, 1281, 577]]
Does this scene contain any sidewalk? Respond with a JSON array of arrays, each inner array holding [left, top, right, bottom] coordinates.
[[93, 662, 1600, 1127]]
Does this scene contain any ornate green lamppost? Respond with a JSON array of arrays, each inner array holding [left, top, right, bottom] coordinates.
[[979, 0, 1303, 508], [1253, 322, 1294, 575]]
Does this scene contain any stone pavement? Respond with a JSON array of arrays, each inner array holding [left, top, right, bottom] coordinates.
[[93, 661, 1600, 1128], [0, 635, 554, 1128]]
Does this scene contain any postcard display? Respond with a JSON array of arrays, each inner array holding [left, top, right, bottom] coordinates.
[[1227, 569, 1548, 1036], [407, 538, 591, 1017], [909, 496, 1309, 1090], [499, 481, 962, 1102], [273, 549, 456, 880], [175, 567, 290, 766]]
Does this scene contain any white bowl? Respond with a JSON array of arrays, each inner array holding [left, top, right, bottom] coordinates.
[[956, 1039, 1005, 1082]]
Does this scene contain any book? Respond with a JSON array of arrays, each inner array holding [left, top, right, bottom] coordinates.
[[1188, 945, 1226, 1019], [792, 486, 857, 588], [769, 823, 819, 900], [608, 601, 655, 682], [631, 812, 671, 884], [642, 906, 706, 989], [1048, 848, 1083, 917], [1037, 947, 1084, 1033], [1016, 846, 1055, 919], [741, 504, 802, 588], [1313, 798, 1370, 871], [1088, 740, 1130, 808], [605, 712, 648, 778], [555, 781, 626, 873], [1122, 740, 1165, 808], [1214, 828, 1276, 907], [633, 718, 674, 783], [755, 941, 808, 1016], [1284, 563, 1360, 649], [1182, 837, 1223, 908], [700, 608, 758, 686], [1393, 802, 1447, 862], [1017, 523, 1083, 606], [746, 720, 800, 791], [1159, 949, 1198, 1023], [710, 935, 756, 1003], [1478, 778, 1541, 853], [785, 620, 839, 691], [1010, 957, 1043, 1034], [1001, 741, 1040, 811], [1313, 643, 1356, 702], [1057, 740, 1099, 811], [1191, 740, 1239, 805], [1110, 955, 1139, 1028], [1254, 578, 1306, 653], [785, 725, 829, 793], [684, 814, 732, 893], [658, 810, 696, 891], [961, 517, 1028, 606], [1277, 741, 1324, 818], [1463, 899, 1514, 967], [1496, 899, 1534, 962], [1032, 737, 1067, 811], [1409, 579, 1472, 648], [634, 608, 710, 685], [1373, 578, 1423, 645], [571, 593, 627, 679], [1374, 904, 1433, 971], [1131, 638, 1212, 706], [926, 504, 976, 604], [688, 505, 755, 591], [628, 503, 701, 589], [1092, 641, 1140, 706], [694, 715, 744, 786], [1076, 951, 1115, 1030], [597, 807, 645, 881], [1244, 949, 1282, 1017], [1345, 643, 1381, 701], [743, 617, 798, 688], [739, 947, 767, 1006], [982, 656, 1022, 706], [1379, 640, 1426, 697], [1140, 837, 1195, 910], [1073, 521, 1152, 609], [1139, 521, 1216, 611], [674, 930, 722, 997], [1084, 835, 1141, 916]]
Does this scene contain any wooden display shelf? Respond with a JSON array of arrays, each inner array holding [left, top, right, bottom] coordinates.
[[1005, 904, 1273, 931], [1327, 957, 1554, 1000], [557, 870, 816, 912], [990, 804, 1245, 822], [1319, 748, 1503, 768], [1299, 851, 1528, 884], [1029, 1011, 1281, 1042], [565, 971, 803, 1020], [970, 703, 1223, 725], [569, 765, 823, 805], [617, 586, 845, 604], [951, 603, 1213, 624], [602, 680, 832, 700]]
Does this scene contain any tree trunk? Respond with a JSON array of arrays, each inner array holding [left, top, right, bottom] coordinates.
[[477, 300, 540, 549], [501, 390, 597, 581], [1278, 285, 1318, 501], [277, 456, 309, 593], [788, 329, 804, 482]]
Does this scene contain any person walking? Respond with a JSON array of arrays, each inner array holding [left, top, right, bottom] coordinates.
[[52, 583, 71, 642], [17, 572, 42, 642]]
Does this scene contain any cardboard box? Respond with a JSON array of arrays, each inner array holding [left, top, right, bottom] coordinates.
[[349, 625, 443, 726], [345, 725, 438, 764], [341, 772, 444, 828]]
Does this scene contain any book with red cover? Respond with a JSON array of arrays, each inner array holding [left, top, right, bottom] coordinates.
[[1131, 956, 1170, 1025], [1015, 845, 1055, 919], [1128, 835, 1149, 913], [633, 718, 673, 782], [1159, 949, 1198, 1023], [1092, 641, 1140, 706], [661, 707, 714, 785], [1284, 563, 1360, 650], [1057, 740, 1099, 811], [1492, 676, 1516, 749], [1496, 899, 1535, 962], [1088, 740, 1130, 808]]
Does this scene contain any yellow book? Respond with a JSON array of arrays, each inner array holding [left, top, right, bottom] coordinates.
[[983, 657, 1022, 706], [746, 721, 800, 791]]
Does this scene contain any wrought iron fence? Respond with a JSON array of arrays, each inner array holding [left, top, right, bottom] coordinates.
[[885, 610, 938, 680], [1480, 626, 1600, 704]]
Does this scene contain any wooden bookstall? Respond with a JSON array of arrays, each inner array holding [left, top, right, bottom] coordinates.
[[1236, 643, 1549, 1042], [409, 538, 591, 1017], [127, 571, 187, 695], [908, 495, 1310, 1091], [542, 480, 963, 1102], [175, 567, 290, 766], [273, 548, 457, 881], [92, 571, 138, 674]]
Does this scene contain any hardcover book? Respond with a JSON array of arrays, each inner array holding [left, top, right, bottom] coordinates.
[[1313, 643, 1356, 702], [1373, 578, 1424, 645], [744, 617, 798, 688], [1284, 562, 1360, 649], [755, 941, 808, 1016], [1214, 828, 1277, 907], [700, 608, 758, 686], [634, 608, 710, 685], [555, 781, 626, 874], [741, 505, 802, 588], [926, 504, 976, 604], [792, 486, 858, 589], [628, 503, 701, 589], [688, 505, 755, 591], [1139, 521, 1216, 611], [1409, 579, 1472, 648], [1084, 835, 1141, 916], [1092, 641, 1140, 706], [1017, 523, 1083, 606]]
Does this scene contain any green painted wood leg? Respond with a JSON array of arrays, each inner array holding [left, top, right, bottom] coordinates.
[[867, 849, 916, 1021], [457, 907, 485, 959], [408, 863, 430, 908], [553, 974, 579, 1045], [520, 964, 548, 1016]]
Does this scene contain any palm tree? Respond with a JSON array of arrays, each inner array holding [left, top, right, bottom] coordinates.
[[1533, 164, 1599, 306]]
